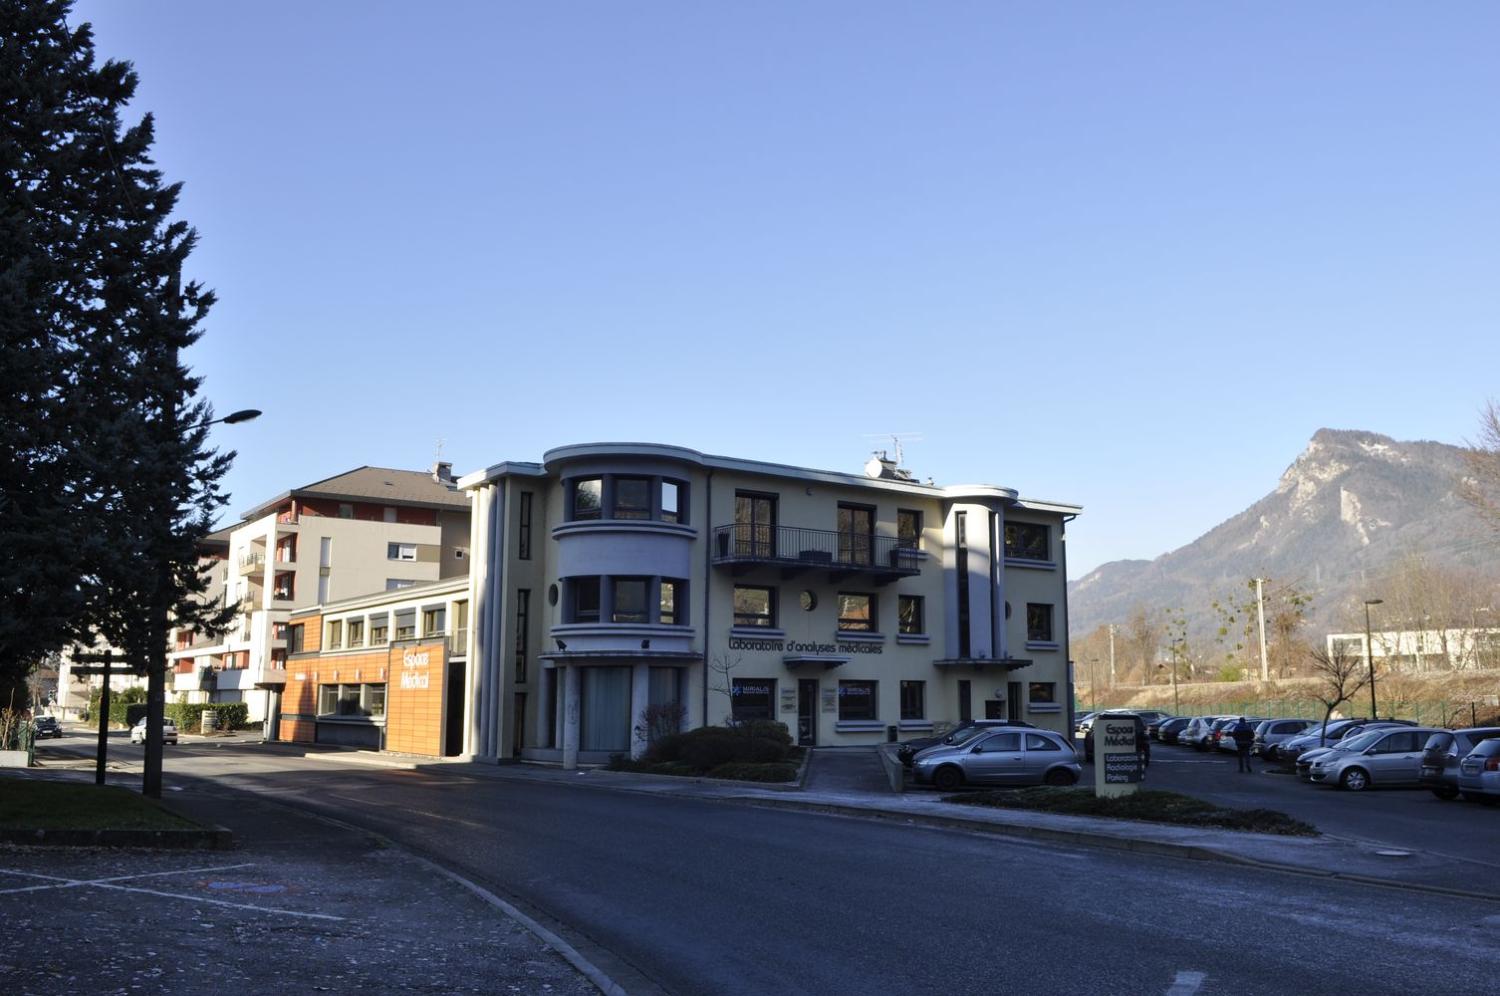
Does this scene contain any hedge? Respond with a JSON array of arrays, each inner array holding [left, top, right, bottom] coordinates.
[[165, 702, 251, 732]]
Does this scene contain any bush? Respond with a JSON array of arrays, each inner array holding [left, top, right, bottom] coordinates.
[[642, 723, 796, 773], [733, 719, 793, 747], [705, 762, 798, 783], [87, 686, 147, 728], [165, 701, 251, 732]]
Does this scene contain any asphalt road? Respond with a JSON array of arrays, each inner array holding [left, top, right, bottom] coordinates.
[[34, 732, 1500, 995]]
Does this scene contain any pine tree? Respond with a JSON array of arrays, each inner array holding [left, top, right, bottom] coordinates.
[[0, 0, 232, 711]]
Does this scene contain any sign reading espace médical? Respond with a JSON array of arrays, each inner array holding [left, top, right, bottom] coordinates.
[[1094, 717, 1141, 798]]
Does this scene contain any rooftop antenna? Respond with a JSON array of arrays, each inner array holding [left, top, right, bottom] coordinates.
[[861, 432, 923, 480], [435, 437, 446, 463]]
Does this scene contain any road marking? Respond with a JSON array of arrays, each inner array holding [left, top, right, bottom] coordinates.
[[0, 863, 341, 920], [1166, 970, 1206, 995], [90, 881, 343, 920]]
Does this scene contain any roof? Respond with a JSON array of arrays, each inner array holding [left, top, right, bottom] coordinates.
[[241, 466, 470, 520], [200, 525, 236, 547]]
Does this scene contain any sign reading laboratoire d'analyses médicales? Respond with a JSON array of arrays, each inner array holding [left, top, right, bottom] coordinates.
[[1094, 718, 1141, 799]]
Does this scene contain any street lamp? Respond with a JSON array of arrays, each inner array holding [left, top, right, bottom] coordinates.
[[141, 406, 262, 799], [1363, 598, 1383, 720]]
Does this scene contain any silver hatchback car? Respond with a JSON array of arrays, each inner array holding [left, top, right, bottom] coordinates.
[[912, 729, 1081, 791], [1457, 739, 1500, 803], [1307, 727, 1444, 791]]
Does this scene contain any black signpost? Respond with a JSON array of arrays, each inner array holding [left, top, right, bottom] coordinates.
[[69, 649, 144, 786]]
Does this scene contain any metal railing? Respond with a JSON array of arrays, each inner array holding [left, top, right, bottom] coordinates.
[[711, 523, 921, 575]]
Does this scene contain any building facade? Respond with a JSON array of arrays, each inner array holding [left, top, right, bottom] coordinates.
[[168, 464, 471, 725], [456, 443, 1080, 768], [1327, 625, 1500, 673]]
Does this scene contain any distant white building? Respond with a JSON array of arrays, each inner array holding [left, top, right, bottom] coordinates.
[[1326, 625, 1500, 672]]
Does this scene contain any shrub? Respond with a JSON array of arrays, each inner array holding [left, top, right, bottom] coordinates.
[[644, 724, 795, 772], [165, 701, 251, 732], [678, 731, 741, 771], [706, 762, 798, 783], [732, 719, 792, 747]]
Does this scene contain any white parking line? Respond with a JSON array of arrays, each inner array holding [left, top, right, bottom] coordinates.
[[0, 863, 343, 921], [1166, 970, 1206, 995]]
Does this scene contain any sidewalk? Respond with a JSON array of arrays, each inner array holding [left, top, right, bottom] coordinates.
[[0, 771, 597, 996], [392, 751, 1500, 902]]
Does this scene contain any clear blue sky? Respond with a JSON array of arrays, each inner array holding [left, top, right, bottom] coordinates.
[[73, 2, 1500, 577]]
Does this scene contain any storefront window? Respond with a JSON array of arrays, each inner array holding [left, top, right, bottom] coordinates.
[[838, 680, 878, 721], [317, 682, 387, 718], [581, 666, 630, 751], [731, 678, 776, 721]]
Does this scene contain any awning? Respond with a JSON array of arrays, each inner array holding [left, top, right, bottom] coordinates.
[[932, 656, 1033, 672], [538, 650, 703, 664], [782, 655, 849, 671]]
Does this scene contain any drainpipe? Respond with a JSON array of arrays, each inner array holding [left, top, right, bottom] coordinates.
[[1061, 513, 1077, 738], [702, 469, 713, 731]]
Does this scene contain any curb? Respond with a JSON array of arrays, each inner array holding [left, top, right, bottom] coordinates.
[[0, 824, 233, 850], [727, 797, 1500, 904]]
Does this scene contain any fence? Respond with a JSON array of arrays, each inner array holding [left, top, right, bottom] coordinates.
[[1081, 695, 1500, 727]]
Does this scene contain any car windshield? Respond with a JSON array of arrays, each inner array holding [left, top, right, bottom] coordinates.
[[1469, 739, 1500, 758], [947, 726, 990, 747], [1335, 730, 1384, 752]]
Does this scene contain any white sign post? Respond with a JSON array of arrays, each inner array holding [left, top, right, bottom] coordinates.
[[1094, 717, 1142, 798]]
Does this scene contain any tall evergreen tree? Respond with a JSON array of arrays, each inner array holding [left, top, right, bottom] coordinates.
[[0, 0, 232, 711]]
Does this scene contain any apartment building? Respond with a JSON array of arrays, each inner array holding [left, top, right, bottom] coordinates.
[[168, 463, 471, 725], [453, 443, 1080, 768], [1327, 625, 1500, 673]]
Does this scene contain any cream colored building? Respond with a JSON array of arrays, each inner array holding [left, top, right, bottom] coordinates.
[[457, 443, 1080, 767], [168, 464, 471, 724]]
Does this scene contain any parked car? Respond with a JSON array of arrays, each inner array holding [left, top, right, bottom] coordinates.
[[32, 716, 64, 739], [1281, 718, 1370, 763], [1132, 710, 1173, 729], [912, 728, 1081, 790], [1082, 712, 1149, 763], [897, 719, 1036, 767], [1074, 712, 1102, 736], [1420, 727, 1500, 800], [1178, 717, 1225, 750], [1216, 717, 1267, 752], [1204, 717, 1239, 752], [1295, 722, 1412, 779], [1457, 738, 1500, 803], [1307, 727, 1445, 791], [129, 718, 178, 745], [1156, 717, 1192, 744], [1251, 718, 1311, 759]]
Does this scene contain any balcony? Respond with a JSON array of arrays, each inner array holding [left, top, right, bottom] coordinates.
[[237, 551, 266, 576], [711, 524, 921, 584]]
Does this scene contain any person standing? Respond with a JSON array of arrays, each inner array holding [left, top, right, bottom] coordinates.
[[1231, 717, 1255, 773]]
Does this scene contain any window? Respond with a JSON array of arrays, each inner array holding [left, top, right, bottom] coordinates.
[[1026, 733, 1061, 751], [613, 578, 649, 623], [978, 732, 1021, 752], [897, 509, 922, 550], [1026, 603, 1054, 643], [326, 619, 342, 650], [388, 542, 417, 561], [900, 680, 925, 720], [287, 624, 304, 654], [733, 586, 776, 628], [383, 507, 397, 523], [1028, 682, 1056, 705], [573, 478, 602, 520], [661, 481, 683, 524], [317, 682, 386, 718], [613, 477, 651, 520], [1004, 522, 1050, 561], [837, 680, 878, 721], [659, 580, 679, 625], [955, 511, 970, 657], [422, 606, 446, 637], [346, 618, 364, 647], [394, 608, 416, 641], [338, 503, 353, 519], [837, 504, 874, 565], [572, 577, 601, 623], [733, 492, 777, 556], [731, 678, 776, 721], [515, 590, 529, 684], [837, 592, 875, 632], [369, 616, 388, 644], [453, 600, 468, 641], [518, 492, 533, 560], [898, 595, 924, 635]]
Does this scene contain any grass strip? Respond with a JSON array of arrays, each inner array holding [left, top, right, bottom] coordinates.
[[945, 786, 1317, 836], [0, 780, 201, 831]]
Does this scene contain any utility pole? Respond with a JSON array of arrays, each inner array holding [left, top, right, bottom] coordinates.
[[1253, 578, 1270, 683], [1108, 624, 1116, 688], [1364, 598, 1383, 719]]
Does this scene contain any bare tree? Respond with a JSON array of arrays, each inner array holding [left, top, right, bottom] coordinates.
[[1306, 643, 1372, 746], [1124, 606, 1164, 684], [1459, 400, 1500, 535], [706, 652, 745, 719]]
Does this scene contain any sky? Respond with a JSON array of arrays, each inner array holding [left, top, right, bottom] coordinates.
[[71, 2, 1500, 577]]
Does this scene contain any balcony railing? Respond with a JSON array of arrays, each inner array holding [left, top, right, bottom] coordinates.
[[237, 551, 266, 575], [711, 523, 921, 579]]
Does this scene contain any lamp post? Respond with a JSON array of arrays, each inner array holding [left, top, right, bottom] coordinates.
[[1253, 577, 1270, 683], [1363, 598, 1383, 721], [142, 407, 261, 799]]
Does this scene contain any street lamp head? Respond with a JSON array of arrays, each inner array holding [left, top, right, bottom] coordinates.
[[1364, 598, 1384, 607], [221, 409, 262, 425]]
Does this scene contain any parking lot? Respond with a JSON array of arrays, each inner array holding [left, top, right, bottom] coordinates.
[[1075, 731, 1500, 867]]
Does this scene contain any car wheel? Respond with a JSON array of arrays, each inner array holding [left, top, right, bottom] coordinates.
[[1431, 786, 1459, 801], [1043, 768, 1075, 787], [932, 765, 964, 791], [1340, 768, 1370, 792]]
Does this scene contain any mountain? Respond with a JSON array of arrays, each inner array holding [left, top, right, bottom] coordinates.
[[1069, 429, 1498, 641]]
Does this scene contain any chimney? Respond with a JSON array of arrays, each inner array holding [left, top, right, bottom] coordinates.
[[432, 461, 454, 484]]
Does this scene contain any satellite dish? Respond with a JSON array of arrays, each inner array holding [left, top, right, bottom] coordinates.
[[864, 455, 885, 478]]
